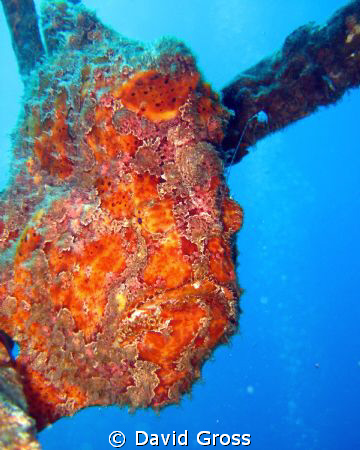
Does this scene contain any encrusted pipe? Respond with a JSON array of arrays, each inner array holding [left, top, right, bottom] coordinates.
[[221, 0, 360, 164], [0, 0, 45, 78]]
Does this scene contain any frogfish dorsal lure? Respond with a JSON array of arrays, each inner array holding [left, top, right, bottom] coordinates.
[[0, 2, 242, 429]]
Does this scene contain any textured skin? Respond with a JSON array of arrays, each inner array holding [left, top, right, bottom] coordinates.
[[0, 2, 242, 429]]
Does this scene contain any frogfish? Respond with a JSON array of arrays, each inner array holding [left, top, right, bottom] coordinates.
[[0, 1, 243, 429]]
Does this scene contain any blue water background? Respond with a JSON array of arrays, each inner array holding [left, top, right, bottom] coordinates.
[[1, 0, 359, 448]]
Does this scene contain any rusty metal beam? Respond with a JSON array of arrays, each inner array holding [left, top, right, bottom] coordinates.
[[0, 338, 40, 449], [1, 0, 45, 78], [221, 0, 360, 164]]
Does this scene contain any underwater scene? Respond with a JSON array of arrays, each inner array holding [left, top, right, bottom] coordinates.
[[0, 0, 359, 449]]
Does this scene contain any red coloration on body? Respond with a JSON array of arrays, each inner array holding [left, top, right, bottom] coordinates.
[[0, 2, 243, 430]]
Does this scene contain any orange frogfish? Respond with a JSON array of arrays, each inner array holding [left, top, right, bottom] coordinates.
[[0, 2, 242, 429]]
